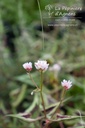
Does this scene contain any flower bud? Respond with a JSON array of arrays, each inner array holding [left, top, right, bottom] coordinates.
[[23, 62, 32, 72]]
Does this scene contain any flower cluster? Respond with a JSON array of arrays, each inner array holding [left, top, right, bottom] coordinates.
[[23, 60, 49, 72], [23, 60, 73, 90]]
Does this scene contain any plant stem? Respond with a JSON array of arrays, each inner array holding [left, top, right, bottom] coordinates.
[[28, 73, 38, 89], [36, 0, 44, 50], [51, 88, 66, 119], [40, 71, 47, 119]]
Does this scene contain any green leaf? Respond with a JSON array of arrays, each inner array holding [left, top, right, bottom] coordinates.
[[14, 72, 40, 87], [25, 94, 38, 113], [45, 97, 72, 115], [6, 113, 44, 122], [50, 115, 85, 122], [11, 84, 27, 107]]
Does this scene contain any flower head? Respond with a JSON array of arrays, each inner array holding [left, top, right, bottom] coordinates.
[[23, 62, 32, 72], [61, 79, 72, 90], [34, 60, 49, 72], [49, 64, 61, 72]]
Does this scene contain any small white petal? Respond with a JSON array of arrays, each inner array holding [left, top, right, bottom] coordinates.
[[31, 91, 34, 95]]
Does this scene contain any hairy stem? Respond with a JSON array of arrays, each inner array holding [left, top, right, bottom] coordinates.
[[28, 73, 38, 89], [40, 71, 47, 119], [51, 88, 66, 119]]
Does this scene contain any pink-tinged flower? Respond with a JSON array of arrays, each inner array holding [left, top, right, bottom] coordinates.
[[34, 60, 49, 72], [23, 62, 32, 72], [61, 79, 72, 90], [49, 64, 61, 71]]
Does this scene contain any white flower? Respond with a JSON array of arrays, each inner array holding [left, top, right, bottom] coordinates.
[[61, 79, 72, 90], [49, 64, 61, 71], [34, 60, 49, 72], [23, 62, 32, 72]]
